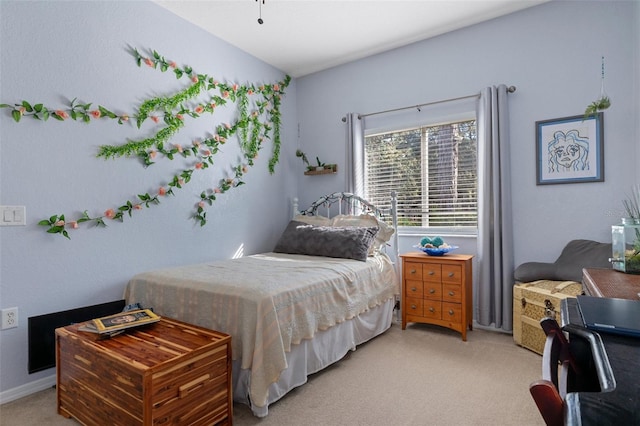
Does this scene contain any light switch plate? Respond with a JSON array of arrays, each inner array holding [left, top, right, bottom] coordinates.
[[0, 206, 26, 226]]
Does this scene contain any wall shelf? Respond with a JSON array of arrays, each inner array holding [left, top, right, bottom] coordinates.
[[304, 165, 337, 176]]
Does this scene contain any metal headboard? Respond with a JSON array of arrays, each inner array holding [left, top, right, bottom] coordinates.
[[298, 192, 384, 218]]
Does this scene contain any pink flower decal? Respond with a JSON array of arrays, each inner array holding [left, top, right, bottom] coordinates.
[[176, 114, 184, 120], [274, 84, 280, 91], [242, 165, 248, 174], [222, 91, 229, 98], [232, 84, 238, 92], [169, 61, 177, 68], [55, 110, 69, 120], [158, 187, 166, 196], [120, 114, 129, 122], [149, 150, 157, 159], [17, 106, 26, 115], [104, 209, 115, 219], [144, 58, 154, 67], [70, 221, 78, 229], [191, 75, 199, 83], [90, 110, 101, 119], [150, 116, 160, 123], [210, 103, 216, 109], [193, 140, 201, 147], [202, 149, 211, 157], [194, 105, 204, 115], [54, 219, 65, 227], [174, 144, 182, 153], [134, 204, 142, 210], [214, 187, 222, 194], [198, 201, 206, 209], [248, 89, 254, 95], [195, 162, 203, 169]]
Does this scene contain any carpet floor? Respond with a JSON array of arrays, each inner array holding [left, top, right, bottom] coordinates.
[[0, 321, 544, 425]]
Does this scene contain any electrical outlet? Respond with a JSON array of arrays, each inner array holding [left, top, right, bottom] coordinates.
[[1, 307, 18, 330]]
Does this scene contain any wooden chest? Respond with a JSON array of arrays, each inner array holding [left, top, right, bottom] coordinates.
[[512, 280, 583, 355], [56, 317, 232, 426], [400, 252, 473, 341]]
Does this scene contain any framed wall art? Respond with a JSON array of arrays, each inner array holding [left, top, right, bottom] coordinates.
[[535, 113, 604, 185]]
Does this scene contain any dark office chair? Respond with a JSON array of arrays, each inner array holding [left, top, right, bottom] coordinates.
[[529, 317, 580, 426]]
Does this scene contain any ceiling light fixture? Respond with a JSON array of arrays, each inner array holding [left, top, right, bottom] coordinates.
[[256, 0, 265, 24]]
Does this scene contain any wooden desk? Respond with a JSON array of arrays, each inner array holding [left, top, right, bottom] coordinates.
[[582, 268, 640, 299]]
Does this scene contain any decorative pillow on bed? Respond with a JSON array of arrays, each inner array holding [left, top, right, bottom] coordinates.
[[274, 220, 379, 261], [331, 214, 395, 255], [292, 214, 332, 227]]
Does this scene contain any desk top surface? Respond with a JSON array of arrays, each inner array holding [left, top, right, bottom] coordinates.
[[563, 298, 640, 426], [582, 268, 640, 300]]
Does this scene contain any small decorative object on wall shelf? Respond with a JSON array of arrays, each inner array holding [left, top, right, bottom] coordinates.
[[296, 150, 336, 175], [535, 113, 604, 185], [304, 164, 337, 176], [584, 56, 611, 120], [1, 47, 291, 238]]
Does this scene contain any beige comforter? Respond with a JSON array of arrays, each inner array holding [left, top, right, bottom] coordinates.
[[123, 252, 398, 408]]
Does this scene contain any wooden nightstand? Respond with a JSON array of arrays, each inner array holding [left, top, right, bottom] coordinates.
[[56, 317, 232, 425], [400, 252, 473, 341]]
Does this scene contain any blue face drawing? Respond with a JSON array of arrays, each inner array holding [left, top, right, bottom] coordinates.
[[548, 130, 590, 172]]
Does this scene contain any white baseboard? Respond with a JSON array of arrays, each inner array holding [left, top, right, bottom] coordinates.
[[0, 375, 56, 405]]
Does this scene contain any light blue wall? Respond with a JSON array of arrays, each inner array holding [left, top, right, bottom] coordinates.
[[0, 1, 297, 396], [296, 0, 639, 266]]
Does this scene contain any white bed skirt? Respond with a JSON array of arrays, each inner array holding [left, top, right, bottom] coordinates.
[[232, 298, 395, 417]]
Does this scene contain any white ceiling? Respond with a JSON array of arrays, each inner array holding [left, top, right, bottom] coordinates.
[[155, 0, 549, 78]]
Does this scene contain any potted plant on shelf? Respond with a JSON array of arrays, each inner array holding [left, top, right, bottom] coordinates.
[[296, 149, 315, 172]]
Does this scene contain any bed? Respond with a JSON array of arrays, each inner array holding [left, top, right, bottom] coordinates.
[[123, 192, 399, 417]]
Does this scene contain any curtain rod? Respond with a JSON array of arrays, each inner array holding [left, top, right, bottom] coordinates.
[[341, 86, 516, 122]]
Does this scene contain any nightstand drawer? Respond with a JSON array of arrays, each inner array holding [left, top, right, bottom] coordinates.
[[422, 264, 442, 282], [405, 280, 424, 298], [442, 302, 461, 323], [423, 300, 442, 320], [404, 262, 423, 280], [424, 283, 442, 300], [405, 297, 423, 316], [442, 264, 462, 284], [442, 284, 461, 303]]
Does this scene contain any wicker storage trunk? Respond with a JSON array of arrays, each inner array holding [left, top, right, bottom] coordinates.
[[513, 280, 583, 354]]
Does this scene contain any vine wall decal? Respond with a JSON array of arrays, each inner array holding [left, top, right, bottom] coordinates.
[[0, 48, 291, 239]]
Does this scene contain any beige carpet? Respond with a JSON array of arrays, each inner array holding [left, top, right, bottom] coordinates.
[[0, 322, 544, 426]]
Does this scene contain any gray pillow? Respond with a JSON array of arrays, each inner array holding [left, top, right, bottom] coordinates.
[[514, 239, 612, 282], [274, 220, 379, 261]]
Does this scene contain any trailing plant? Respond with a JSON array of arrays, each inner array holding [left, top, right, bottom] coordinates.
[[1, 47, 291, 238]]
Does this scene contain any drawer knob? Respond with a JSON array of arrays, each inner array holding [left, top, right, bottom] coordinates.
[[410, 287, 418, 292], [429, 307, 435, 313], [410, 269, 417, 274], [429, 288, 436, 294], [448, 309, 454, 316], [411, 304, 417, 310], [428, 271, 435, 275], [448, 272, 455, 277], [449, 291, 455, 296]]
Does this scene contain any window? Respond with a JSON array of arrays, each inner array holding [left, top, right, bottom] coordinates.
[[364, 119, 477, 230]]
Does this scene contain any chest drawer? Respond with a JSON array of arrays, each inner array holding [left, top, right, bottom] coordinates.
[[442, 283, 462, 303], [405, 279, 424, 298], [442, 264, 462, 284], [423, 264, 442, 282], [404, 262, 424, 280]]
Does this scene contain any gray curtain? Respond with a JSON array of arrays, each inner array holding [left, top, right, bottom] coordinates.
[[345, 113, 364, 196], [476, 85, 514, 332]]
